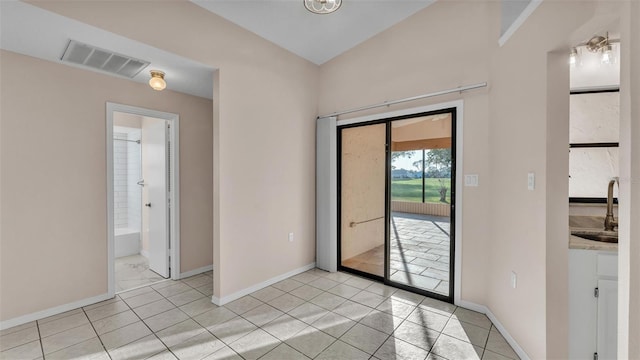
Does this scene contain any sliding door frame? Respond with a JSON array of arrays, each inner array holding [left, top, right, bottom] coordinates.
[[337, 100, 463, 304]]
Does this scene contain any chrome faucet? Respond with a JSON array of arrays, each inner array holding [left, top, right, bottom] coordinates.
[[604, 177, 619, 231]]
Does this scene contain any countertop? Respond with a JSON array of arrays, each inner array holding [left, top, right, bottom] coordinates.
[[569, 234, 618, 251], [569, 215, 618, 251]]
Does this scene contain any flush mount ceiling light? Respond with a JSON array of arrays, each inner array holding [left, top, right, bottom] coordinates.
[[149, 70, 166, 91], [304, 0, 342, 14]]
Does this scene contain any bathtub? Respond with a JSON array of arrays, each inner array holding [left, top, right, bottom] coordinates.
[[115, 228, 140, 258]]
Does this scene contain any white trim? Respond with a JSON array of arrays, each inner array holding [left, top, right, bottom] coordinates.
[[498, 0, 543, 47], [316, 116, 338, 272], [457, 300, 531, 360], [335, 100, 464, 303], [454, 102, 463, 306], [170, 119, 180, 281], [116, 279, 171, 295], [212, 262, 315, 306], [107, 105, 115, 298], [179, 265, 213, 279], [106, 102, 181, 299], [0, 293, 111, 330]]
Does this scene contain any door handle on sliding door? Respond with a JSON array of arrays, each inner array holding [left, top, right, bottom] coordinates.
[[349, 216, 384, 227]]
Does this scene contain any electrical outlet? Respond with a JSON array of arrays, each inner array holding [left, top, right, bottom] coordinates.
[[527, 172, 535, 191], [288, 232, 294, 242], [511, 271, 517, 289]]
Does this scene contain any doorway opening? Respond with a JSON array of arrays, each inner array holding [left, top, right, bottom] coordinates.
[[338, 108, 456, 302], [107, 103, 180, 296]]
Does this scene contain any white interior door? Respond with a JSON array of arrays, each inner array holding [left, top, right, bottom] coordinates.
[[144, 119, 169, 278]]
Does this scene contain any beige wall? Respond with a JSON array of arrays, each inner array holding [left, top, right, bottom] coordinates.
[[0, 50, 213, 321], [487, 2, 599, 357], [28, 1, 320, 301]]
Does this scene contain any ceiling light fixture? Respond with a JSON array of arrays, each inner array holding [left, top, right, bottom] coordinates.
[[149, 70, 166, 91], [304, 0, 342, 14]]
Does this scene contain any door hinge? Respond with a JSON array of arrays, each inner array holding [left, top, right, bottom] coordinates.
[[594, 352, 598, 360], [594, 287, 599, 298]]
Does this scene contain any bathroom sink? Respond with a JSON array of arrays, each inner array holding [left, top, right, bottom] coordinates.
[[569, 215, 605, 229], [571, 229, 618, 243]]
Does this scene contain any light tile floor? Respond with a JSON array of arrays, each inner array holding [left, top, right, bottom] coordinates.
[[116, 255, 166, 292], [0, 269, 519, 360], [343, 212, 451, 296]]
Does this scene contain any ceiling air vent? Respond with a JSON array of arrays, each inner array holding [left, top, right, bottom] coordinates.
[[61, 40, 150, 78]]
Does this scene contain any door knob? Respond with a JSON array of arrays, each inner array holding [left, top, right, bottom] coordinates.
[[145, 203, 151, 207]]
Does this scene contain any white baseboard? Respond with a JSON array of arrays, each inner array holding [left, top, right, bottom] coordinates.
[[140, 250, 149, 259], [0, 292, 112, 331], [457, 300, 530, 360], [179, 264, 213, 279], [212, 262, 316, 306]]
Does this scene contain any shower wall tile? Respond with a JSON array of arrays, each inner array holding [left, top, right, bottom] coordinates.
[[114, 132, 128, 229]]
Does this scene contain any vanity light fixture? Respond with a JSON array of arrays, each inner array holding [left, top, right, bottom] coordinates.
[[304, 0, 342, 14], [600, 44, 614, 64], [569, 47, 578, 66], [571, 32, 619, 66], [149, 70, 166, 91], [585, 34, 608, 53]]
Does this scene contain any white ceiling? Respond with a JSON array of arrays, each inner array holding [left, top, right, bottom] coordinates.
[[0, 1, 215, 99], [192, 0, 435, 65]]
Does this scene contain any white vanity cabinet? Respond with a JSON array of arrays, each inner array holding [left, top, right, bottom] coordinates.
[[569, 249, 618, 360]]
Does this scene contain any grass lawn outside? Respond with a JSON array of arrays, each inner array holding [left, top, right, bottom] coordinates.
[[392, 178, 451, 203]]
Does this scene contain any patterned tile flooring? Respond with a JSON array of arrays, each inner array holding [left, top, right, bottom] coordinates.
[[343, 213, 451, 296], [0, 268, 519, 360]]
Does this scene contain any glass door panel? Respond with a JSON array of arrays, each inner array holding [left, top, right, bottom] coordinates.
[[389, 113, 453, 297], [340, 123, 387, 277]]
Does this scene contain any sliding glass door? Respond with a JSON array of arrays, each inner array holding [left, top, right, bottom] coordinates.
[[338, 109, 455, 302]]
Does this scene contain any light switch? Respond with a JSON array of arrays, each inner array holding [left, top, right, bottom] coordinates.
[[527, 172, 535, 190], [464, 174, 479, 187]]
